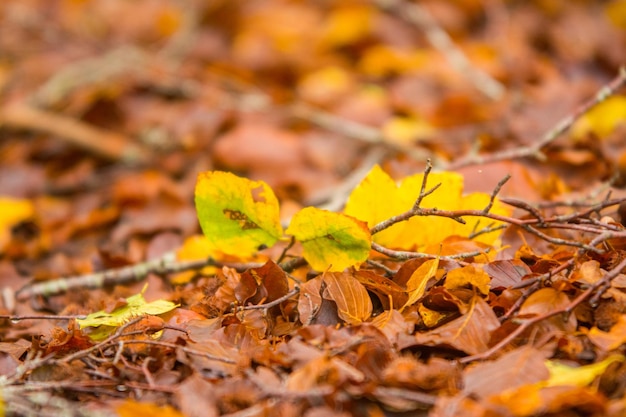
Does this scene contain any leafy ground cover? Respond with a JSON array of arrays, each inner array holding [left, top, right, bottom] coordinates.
[[2, 0, 626, 416]]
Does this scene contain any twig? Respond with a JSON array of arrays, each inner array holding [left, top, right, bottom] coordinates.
[[58, 317, 144, 364], [448, 67, 626, 169], [16, 253, 205, 299], [371, 242, 483, 262], [378, 0, 505, 100], [241, 287, 300, 311], [0, 103, 152, 164], [484, 175, 511, 213], [463, 256, 626, 363], [0, 314, 86, 321], [413, 159, 434, 210]]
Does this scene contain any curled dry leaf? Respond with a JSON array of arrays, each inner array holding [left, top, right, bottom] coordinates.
[[406, 296, 500, 356]]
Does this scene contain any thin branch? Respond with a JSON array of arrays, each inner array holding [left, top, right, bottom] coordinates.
[[16, 253, 209, 299], [448, 67, 626, 169], [413, 159, 434, 210], [58, 317, 145, 364], [378, 0, 505, 100], [0, 314, 86, 321], [463, 256, 626, 363], [241, 287, 300, 310], [371, 242, 484, 262]]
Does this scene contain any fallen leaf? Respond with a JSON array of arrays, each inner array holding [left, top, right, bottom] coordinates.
[[402, 258, 440, 312], [77, 284, 178, 340], [323, 271, 372, 324], [286, 207, 371, 271], [195, 171, 283, 257]]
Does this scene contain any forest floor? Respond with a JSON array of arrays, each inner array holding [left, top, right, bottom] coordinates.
[[2, 1, 626, 416]]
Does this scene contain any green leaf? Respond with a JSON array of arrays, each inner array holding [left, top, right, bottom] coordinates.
[[286, 207, 371, 271], [77, 284, 178, 340], [194, 171, 283, 257]]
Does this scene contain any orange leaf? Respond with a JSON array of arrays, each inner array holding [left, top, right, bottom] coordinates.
[[401, 258, 440, 312], [323, 271, 372, 324]]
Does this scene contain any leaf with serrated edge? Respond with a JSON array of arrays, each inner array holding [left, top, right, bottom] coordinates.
[[286, 207, 371, 271], [195, 171, 283, 257]]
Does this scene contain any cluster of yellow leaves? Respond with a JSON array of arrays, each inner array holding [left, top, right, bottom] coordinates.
[[344, 165, 511, 252], [193, 167, 510, 271]]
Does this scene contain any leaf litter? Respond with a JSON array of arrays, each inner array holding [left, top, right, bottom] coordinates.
[[2, 1, 626, 416]]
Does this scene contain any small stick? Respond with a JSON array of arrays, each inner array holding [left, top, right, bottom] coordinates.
[[378, 0, 505, 100], [448, 67, 626, 169], [463, 256, 626, 363]]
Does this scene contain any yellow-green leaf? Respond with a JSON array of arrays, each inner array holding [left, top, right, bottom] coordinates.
[[286, 207, 371, 271], [344, 165, 510, 252], [194, 171, 283, 257], [77, 284, 178, 340], [543, 355, 624, 388]]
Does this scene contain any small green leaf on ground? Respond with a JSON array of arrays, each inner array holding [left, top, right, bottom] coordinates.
[[77, 284, 178, 340], [286, 207, 371, 271], [194, 171, 283, 257]]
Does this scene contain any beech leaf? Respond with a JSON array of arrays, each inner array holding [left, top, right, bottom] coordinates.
[[286, 207, 371, 271], [194, 171, 283, 257], [323, 271, 372, 324], [444, 265, 491, 295], [401, 258, 440, 311]]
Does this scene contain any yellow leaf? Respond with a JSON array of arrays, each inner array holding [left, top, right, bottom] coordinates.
[[298, 66, 355, 105], [359, 45, 429, 77], [382, 115, 436, 145], [286, 207, 371, 271], [156, 7, 182, 37], [321, 5, 374, 48], [418, 303, 456, 328], [344, 165, 407, 246], [344, 165, 510, 252], [195, 171, 283, 258], [402, 258, 439, 311], [172, 234, 218, 284], [0, 196, 34, 250], [77, 284, 178, 340], [588, 315, 626, 351], [606, 0, 626, 29], [117, 399, 184, 417], [489, 383, 544, 417], [543, 355, 624, 387], [323, 272, 372, 324], [444, 265, 491, 295], [571, 95, 626, 139]]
